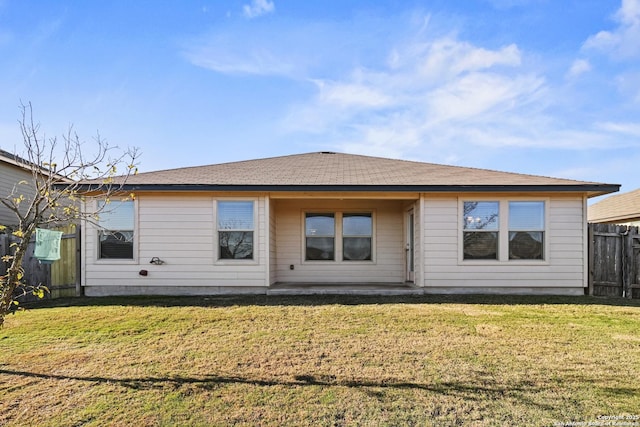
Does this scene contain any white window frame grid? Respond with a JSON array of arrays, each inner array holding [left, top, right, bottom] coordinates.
[[301, 210, 376, 264], [304, 212, 336, 261], [462, 200, 500, 261], [214, 198, 259, 265], [342, 212, 374, 262], [458, 198, 549, 265], [95, 199, 139, 264], [508, 201, 546, 261]]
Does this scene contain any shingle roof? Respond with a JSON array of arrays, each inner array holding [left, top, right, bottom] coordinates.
[[102, 152, 618, 195], [0, 148, 32, 169], [0, 147, 69, 181], [588, 188, 640, 223]]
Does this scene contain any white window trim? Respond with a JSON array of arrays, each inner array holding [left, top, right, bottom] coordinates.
[[301, 210, 376, 264], [458, 197, 550, 266], [95, 198, 139, 265], [303, 210, 337, 262], [213, 198, 259, 265]]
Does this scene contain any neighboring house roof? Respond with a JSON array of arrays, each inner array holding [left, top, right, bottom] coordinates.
[[94, 152, 619, 196], [0, 148, 68, 180], [588, 188, 640, 223], [0, 148, 33, 170], [0, 149, 37, 227]]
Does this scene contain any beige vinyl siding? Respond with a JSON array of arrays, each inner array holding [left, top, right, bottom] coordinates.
[[422, 195, 586, 289], [269, 196, 277, 285], [0, 162, 36, 227], [273, 199, 405, 283], [83, 194, 268, 289], [82, 190, 591, 294]]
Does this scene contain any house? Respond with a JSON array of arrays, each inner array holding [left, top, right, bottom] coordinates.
[[588, 188, 640, 226], [80, 152, 619, 296], [0, 148, 38, 228], [1, 148, 74, 228]]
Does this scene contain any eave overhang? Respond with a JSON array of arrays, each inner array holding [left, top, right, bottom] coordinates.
[[73, 183, 621, 198]]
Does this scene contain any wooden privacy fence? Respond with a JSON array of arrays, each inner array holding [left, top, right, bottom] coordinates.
[[588, 223, 640, 298], [0, 225, 80, 301]]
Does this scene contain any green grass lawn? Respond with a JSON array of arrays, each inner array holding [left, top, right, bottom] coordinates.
[[1, 294, 639, 426]]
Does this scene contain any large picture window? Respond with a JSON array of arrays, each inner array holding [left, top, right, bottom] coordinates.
[[463, 201, 499, 260], [509, 201, 544, 260], [218, 201, 254, 260], [461, 199, 547, 262], [97, 200, 134, 259], [343, 213, 372, 261], [306, 213, 335, 261]]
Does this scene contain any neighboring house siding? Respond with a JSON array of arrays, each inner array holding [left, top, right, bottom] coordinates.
[[422, 195, 586, 292], [0, 162, 36, 227], [273, 199, 405, 284], [83, 193, 268, 293]]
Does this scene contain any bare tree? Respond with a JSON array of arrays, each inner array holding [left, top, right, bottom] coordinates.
[[0, 102, 140, 326]]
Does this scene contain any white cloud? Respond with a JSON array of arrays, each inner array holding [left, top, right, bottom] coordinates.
[[182, 20, 336, 78], [390, 38, 521, 81], [426, 72, 544, 125], [183, 8, 640, 171], [316, 80, 392, 109], [596, 121, 640, 137], [184, 40, 294, 76], [583, 0, 640, 58], [618, 0, 640, 26], [243, 0, 275, 19], [566, 59, 591, 78], [283, 34, 558, 160], [280, 22, 640, 169]]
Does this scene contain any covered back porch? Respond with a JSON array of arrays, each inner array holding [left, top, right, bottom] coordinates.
[[267, 193, 421, 288]]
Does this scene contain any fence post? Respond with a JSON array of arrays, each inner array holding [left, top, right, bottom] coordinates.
[[75, 225, 83, 297], [0, 234, 7, 276], [623, 227, 633, 299], [588, 223, 594, 296]]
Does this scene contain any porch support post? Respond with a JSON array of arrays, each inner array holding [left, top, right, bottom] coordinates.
[[264, 195, 271, 288], [416, 193, 425, 287]]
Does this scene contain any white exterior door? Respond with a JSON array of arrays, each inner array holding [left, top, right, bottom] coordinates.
[[406, 209, 415, 282]]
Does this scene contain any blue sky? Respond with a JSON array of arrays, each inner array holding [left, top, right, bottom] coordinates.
[[1, 0, 639, 198]]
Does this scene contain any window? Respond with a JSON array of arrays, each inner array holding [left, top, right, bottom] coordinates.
[[218, 201, 254, 260], [305, 211, 374, 262], [461, 199, 547, 262], [343, 213, 372, 261], [463, 201, 499, 260], [98, 200, 134, 259], [306, 213, 335, 261], [509, 201, 544, 260]]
